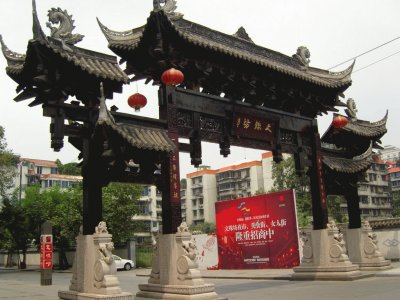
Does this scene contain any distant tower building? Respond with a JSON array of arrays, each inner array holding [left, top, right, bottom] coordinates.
[[378, 145, 400, 162], [356, 156, 392, 218], [182, 152, 275, 226], [131, 185, 162, 243]]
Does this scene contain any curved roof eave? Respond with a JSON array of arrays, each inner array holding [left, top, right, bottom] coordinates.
[[98, 11, 353, 90]]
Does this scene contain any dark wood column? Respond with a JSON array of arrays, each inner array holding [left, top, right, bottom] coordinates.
[[159, 86, 182, 234], [309, 120, 329, 230], [81, 127, 104, 235], [344, 180, 362, 229]]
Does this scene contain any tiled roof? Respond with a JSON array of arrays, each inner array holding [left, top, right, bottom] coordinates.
[[321, 112, 388, 144], [388, 167, 400, 174], [96, 98, 176, 153], [216, 161, 262, 173], [98, 11, 353, 89], [1, 36, 129, 84], [322, 143, 373, 174], [21, 158, 57, 167], [41, 174, 82, 181], [368, 218, 400, 229], [186, 169, 216, 178]]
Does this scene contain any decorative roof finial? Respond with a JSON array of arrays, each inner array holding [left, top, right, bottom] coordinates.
[[293, 46, 310, 68], [153, 0, 183, 20], [46, 7, 84, 45], [345, 98, 358, 120], [232, 27, 254, 43]]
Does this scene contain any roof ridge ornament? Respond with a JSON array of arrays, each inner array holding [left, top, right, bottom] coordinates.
[[232, 27, 254, 43], [46, 7, 84, 45], [345, 98, 358, 120], [293, 46, 310, 68], [153, 0, 183, 20]]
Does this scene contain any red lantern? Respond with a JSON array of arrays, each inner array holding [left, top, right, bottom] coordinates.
[[332, 115, 348, 128], [128, 93, 147, 112], [161, 68, 184, 86]]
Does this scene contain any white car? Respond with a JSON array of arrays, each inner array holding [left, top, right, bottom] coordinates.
[[112, 255, 135, 271]]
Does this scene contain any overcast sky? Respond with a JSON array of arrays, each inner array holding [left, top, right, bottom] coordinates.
[[0, 0, 399, 177]]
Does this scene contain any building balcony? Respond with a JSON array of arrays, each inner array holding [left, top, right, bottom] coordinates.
[[131, 215, 154, 221], [193, 215, 205, 221]]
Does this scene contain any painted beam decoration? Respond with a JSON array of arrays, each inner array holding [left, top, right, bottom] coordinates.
[[215, 190, 299, 269]]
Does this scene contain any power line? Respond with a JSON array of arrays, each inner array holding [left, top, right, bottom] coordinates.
[[353, 49, 400, 74], [328, 35, 400, 70]]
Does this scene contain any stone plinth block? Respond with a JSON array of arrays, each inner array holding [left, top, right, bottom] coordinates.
[[58, 290, 133, 300], [293, 224, 364, 280], [346, 223, 391, 271], [59, 222, 133, 300], [136, 223, 223, 300]]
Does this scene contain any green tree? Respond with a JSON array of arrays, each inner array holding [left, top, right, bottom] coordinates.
[[22, 184, 82, 268], [392, 190, 400, 217], [0, 196, 34, 268], [270, 156, 347, 226], [55, 159, 81, 176], [189, 222, 216, 234], [102, 182, 142, 246], [0, 126, 19, 199], [269, 156, 312, 226]]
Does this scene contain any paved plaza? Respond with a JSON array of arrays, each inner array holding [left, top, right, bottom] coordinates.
[[1, 264, 400, 300]]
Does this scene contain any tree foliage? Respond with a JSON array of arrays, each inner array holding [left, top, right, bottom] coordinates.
[[0, 126, 19, 199], [189, 222, 216, 234], [0, 196, 34, 268], [269, 156, 312, 226], [102, 182, 142, 246], [55, 159, 81, 176], [269, 156, 347, 226], [392, 191, 400, 217]]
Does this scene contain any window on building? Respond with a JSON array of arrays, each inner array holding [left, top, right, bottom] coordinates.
[[36, 166, 42, 174], [50, 167, 58, 174]]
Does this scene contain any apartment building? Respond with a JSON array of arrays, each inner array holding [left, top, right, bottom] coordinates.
[[353, 156, 392, 218], [378, 145, 400, 162], [183, 152, 275, 225], [131, 185, 162, 243], [13, 158, 82, 199], [388, 167, 400, 192]]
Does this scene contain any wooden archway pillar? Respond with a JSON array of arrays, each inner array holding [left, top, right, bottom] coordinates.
[[309, 120, 329, 230], [159, 86, 182, 234]]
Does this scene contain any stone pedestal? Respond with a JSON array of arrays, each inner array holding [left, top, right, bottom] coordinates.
[[135, 223, 222, 300], [345, 221, 391, 271], [292, 222, 363, 280], [59, 222, 133, 300]]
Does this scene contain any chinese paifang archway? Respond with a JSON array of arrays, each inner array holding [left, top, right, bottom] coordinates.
[[1, 0, 389, 297]]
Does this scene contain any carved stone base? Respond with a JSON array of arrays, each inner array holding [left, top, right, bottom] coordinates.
[[136, 223, 223, 300], [59, 290, 133, 300], [135, 283, 219, 300], [292, 225, 364, 280], [346, 224, 391, 271], [59, 222, 133, 300]]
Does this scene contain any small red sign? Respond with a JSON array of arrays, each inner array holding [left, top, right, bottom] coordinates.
[[40, 234, 53, 270]]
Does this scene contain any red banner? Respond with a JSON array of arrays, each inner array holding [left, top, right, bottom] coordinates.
[[40, 234, 53, 269], [215, 190, 300, 269]]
